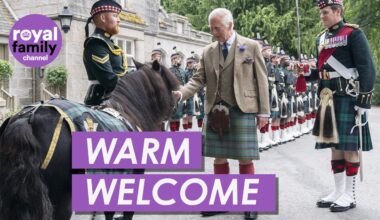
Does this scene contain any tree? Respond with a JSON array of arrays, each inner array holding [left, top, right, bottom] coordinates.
[[161, 0, 379, 103], [345, 0, 380, 104]]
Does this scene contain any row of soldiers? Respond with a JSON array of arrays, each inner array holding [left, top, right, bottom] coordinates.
[[151, 41, 320, 140], [258, 40, 319, 151], [151, 45, 205, 131]]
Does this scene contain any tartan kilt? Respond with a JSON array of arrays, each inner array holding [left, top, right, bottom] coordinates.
[[196, 95, 205, 119], [183, 97, 195, 116], [315, 80, 373, 151], [303, 97, 310, 114], [287, 98, 293, 116], [270, 110, 280, 118], [196, 108, 205, 119], [202, 106, 259, 160], [171, 101, 184, 120]]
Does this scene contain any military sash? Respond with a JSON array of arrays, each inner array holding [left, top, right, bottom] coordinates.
[[317, 27, 355, 72]]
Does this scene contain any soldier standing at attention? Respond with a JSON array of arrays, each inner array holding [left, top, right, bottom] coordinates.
[[192, 53, 206, 129], [83, 0, 127, 106], [270, 52, 282, 145], [310, 0, 376, 212], [169, 48, 187, 131], [83, 1, 136, 220], [182, 53, 197, 130], [259, 41, 276, 150]]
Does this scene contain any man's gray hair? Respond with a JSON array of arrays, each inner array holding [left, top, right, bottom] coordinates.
[[208, 8, 234, 27]]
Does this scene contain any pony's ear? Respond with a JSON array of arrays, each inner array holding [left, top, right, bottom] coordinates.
[[133, 59, 144, 69], [152, 60, 161, 72]]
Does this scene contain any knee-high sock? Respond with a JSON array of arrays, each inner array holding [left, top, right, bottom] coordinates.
[[345, 161, 360, 176], [175, 121, 180, 131], [197, 118, 203, 127], [170, 121, 177, 131], [214, 162, 230, 174], [182, 123, 188, 130], [239, 163, 254, 174], [331, 159, 346, 174]]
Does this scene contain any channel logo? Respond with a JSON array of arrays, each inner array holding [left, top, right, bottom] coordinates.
[[9, 14, 62, 67]]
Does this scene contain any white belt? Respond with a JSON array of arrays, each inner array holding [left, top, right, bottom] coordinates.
[[326, 71, 341, 79], [326, 55, 359, 79], [90, 80, 100, 85], [326, 68, 358, 79], [321, 68, 359, 79]]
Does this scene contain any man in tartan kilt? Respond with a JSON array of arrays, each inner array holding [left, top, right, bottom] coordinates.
[[270, 52, 282, 145], [182, 54, 197, 130], [173, 8, 269, 220], [306, 55, 318, 131], [307, 0, 376, 213], [284, 57, 297, 141], [169, 49, 187, 131], [192, 53, 206, 129], [296, 54, 311, 135], [277, 52, 292, 143], [258, 41, 276, 150]]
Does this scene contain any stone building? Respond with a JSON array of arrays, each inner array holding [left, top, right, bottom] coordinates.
[[0, 0, 211, 113]]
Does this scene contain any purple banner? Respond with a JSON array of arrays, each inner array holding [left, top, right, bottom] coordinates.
[[72, 174, 277, 212], [72, 132, 202, 169]]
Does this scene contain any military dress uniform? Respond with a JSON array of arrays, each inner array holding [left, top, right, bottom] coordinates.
[[266, 58, 277, 114], [285, 67, 297, 117], [170, 62, 186, 119], [82, 1, 136, 220], [196, 87, 206, 127], [83, 29, 127, 106], [310, 20, 375, 152], [184, 65, 195, 118], [311, 0, 376, 213], [262, 56, 277, 148], [270, 61, 285, 143], [283, 65, 297, 141], [275, 65, 286, 119], [169, 55, 187, 131]]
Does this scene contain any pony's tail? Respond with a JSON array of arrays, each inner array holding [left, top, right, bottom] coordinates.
[[0, 118, 53, 220]]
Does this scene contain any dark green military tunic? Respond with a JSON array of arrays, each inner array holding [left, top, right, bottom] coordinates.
[[273, 64, 285, 118], [183, 68, 195, 116], [83, 28, 127, 105], [170, 64, 186, 119], [284, 67, 296, 117], [266, 58, 279, 117], [310, 21, 376, 151]]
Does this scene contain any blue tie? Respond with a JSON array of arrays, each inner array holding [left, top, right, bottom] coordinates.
[[222, 42, 228, 60]]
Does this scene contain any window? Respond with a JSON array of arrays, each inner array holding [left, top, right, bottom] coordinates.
[[176, 22, 184, 35], [0, 44, 10, 90], [120, 0, 127, 9], [0, 44, 9, 60], [115, 38, 135, 70]]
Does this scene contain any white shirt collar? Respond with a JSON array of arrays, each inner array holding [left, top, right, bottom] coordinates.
[[220, 31, 236, 49]]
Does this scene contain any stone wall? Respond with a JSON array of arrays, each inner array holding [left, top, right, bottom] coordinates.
[[3, 0, 212, 105]]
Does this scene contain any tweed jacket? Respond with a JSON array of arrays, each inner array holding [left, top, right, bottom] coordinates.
[[180, 34, 270, 115]]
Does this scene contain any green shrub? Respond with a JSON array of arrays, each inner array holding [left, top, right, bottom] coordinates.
[[0, 59, 13, 80], [45, 66, 68, 88]]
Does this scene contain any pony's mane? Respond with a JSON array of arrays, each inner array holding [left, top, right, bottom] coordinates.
[[105, 62, 179, 131]]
